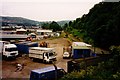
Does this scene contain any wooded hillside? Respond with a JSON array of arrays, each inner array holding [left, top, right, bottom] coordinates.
[[0, 16, 43, 26], [63, 2, 120, 49]]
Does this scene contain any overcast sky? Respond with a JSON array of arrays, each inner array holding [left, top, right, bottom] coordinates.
[[1, 0, 103, 21]]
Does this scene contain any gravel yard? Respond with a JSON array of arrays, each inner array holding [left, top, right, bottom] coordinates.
[[2, 38, 71, 79]]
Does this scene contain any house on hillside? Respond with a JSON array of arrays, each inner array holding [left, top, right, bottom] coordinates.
[[16, 28, 27, 34]]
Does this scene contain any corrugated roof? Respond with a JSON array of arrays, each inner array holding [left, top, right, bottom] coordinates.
[[72, 42, 91, 49], [72, 46, 90, 49], [72, 42, 91, 47], [0, 34, 28, 38], [30, 47, 54, 51], [16, 42, 38, 46], [32, 66, 61, 74], [37, 30, 52, 32], [16, 28, 27, 31]]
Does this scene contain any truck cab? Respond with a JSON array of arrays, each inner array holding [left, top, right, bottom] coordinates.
[[4, 44, 18, 58], [0, 41, 18, 58], [43, 51, 56, 63]]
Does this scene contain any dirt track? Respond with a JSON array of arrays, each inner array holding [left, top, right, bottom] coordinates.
[[2, 38, 71, 79]]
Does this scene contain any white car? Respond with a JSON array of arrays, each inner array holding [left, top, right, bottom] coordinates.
[[63, 52, 70, 58]]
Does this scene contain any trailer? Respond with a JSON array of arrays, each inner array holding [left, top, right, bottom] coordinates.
[[0, 41, 18, 58], [30, 66, 66, 80], [15, 41, 38, 54], [29, 47, 56, 63], [0, 41, 4, 54]]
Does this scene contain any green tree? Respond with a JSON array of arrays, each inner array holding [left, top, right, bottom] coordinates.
[[41, 22, 50, 29], [49, 21, 62, 32], [63, 2, 120, 49], [60, 46, 120, 80]]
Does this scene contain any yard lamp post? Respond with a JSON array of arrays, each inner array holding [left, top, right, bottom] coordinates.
[[52, 61, 57, 80]]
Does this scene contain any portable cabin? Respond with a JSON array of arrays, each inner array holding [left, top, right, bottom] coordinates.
[[72, 42, 92, 59], [30, 66, 66, 80]]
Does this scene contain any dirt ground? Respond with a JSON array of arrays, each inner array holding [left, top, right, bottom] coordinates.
[[2, 38, 71, 79]]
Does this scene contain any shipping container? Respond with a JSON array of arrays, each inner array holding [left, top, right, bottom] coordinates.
[[73, 49, 91, 59]]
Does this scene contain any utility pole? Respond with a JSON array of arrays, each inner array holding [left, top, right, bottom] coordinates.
[[83, 51, 87, 75], [52, 61, 57, 80], [93, 31, 96, 54]]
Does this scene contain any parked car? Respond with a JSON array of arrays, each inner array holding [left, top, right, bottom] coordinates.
[[63, 52, 70, 59]]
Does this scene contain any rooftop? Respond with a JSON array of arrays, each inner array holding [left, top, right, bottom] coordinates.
[[31, 66, 61, 74], [72, 42, 92, 47], [0, 34, 28, 38], [72, 42, 92, 49]]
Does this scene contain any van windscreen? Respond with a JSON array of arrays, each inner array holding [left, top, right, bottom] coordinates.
[[49, 53, 54, 56], [5, 47, 17, 51]]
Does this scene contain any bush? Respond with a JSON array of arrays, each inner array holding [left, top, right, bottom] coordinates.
[[60, 46, 120, 80]]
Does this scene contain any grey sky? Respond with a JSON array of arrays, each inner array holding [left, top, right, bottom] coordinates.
[[1, 0, 102, 21]]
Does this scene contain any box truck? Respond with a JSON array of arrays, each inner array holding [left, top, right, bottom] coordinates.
[[0, 41, 18, 58], [30, 66, 66, 80], [29, 47, 56, 63]]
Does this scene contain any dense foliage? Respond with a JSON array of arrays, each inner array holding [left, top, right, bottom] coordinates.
[[57, 20, 71, 26], [41, 21, 62, 32], [63, 2, 120, 49], [1, 16, 69, 29], [60, 46, 120, 80]]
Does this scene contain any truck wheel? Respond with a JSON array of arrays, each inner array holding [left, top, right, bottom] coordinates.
[[43, 60, 46, 63], [2, 55, 5, 60], [2, 55, 7, 60], [12, 56, 16, 60], [29, 57, 33, 59]]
